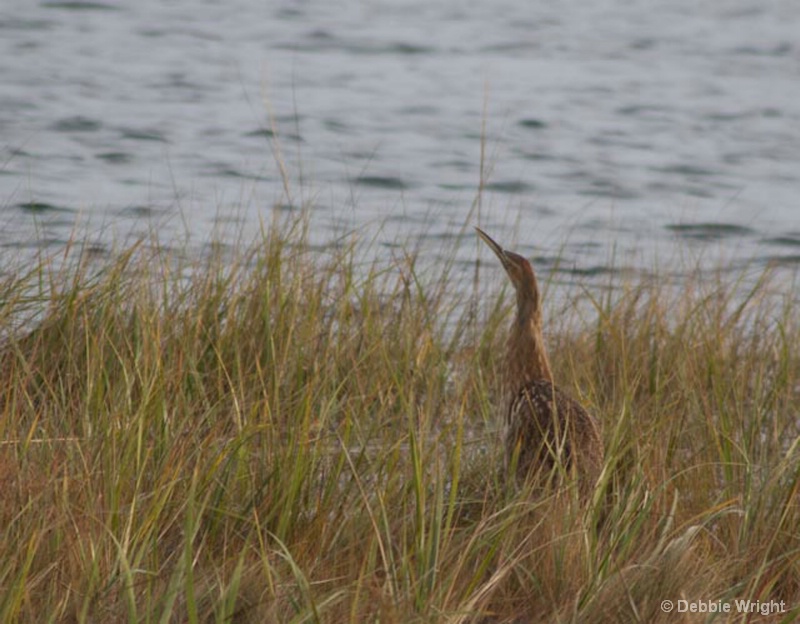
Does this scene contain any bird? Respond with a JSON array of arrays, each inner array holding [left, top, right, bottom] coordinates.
[[475, 226, 603, 496]]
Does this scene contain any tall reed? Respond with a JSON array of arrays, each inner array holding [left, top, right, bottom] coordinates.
[[0, 213, 798, 622]]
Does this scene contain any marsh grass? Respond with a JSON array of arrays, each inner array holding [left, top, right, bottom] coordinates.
[[1, 212, 799, 623]]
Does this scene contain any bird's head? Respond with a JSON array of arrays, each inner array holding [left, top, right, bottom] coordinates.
[[475, 226, 540, 315]]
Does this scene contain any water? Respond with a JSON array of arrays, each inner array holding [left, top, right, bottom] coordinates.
[[2, 0, 800, 282]]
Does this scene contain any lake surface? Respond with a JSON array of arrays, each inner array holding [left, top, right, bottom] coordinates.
[[2, 0, 800, 283]]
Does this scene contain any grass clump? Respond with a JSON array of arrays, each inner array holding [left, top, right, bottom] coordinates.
[[0, 213, 799, 623]]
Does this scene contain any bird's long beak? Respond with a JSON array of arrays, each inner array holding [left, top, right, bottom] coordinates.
[[475, 226, 510, 270]]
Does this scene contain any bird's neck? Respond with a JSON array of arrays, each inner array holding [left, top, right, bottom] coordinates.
[[506, 313, 553, 392]]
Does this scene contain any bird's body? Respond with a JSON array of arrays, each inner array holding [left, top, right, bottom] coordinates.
[[476, 227, 603, 495], [505, 379, 603, 494]]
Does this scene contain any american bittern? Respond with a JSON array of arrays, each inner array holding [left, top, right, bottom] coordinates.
[[476, 227, 603, 495]]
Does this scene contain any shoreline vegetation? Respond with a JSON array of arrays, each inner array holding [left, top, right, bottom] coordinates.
[[1, 212, 799, 622]]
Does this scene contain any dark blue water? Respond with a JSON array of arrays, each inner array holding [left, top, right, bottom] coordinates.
[[2, 0, 799, 280]]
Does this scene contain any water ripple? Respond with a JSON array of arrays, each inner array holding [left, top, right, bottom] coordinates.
[[666, 223, 756, 241], [354, 175, 411, 190], [15, 201, 74, 215], [51, 116, 102, 133], [41, 2, 120, 10]]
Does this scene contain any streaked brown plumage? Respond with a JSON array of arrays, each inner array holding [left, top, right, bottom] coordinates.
[[476, 227, 603, 495]]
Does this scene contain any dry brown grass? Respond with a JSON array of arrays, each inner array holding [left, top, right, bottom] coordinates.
[[0, 214, 798, 622]]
